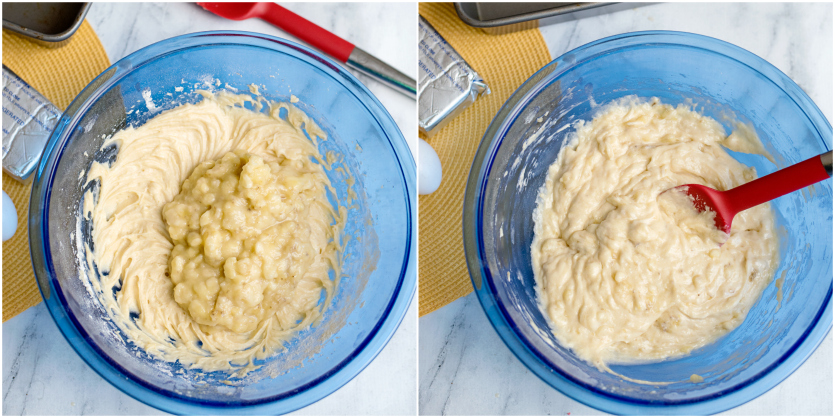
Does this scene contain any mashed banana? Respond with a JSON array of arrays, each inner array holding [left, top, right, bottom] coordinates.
[[163, 150, 331, 334], [83, 91, 342, 373], [531, 97, 778, 368]]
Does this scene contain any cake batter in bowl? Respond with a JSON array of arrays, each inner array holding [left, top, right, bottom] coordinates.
[[29, 32, 415, 414], [463, 31, 831, 414]]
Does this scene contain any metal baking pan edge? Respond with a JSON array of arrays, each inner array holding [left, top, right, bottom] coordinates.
[[454, 3, 615, 28], [2, 3, 91, 46]]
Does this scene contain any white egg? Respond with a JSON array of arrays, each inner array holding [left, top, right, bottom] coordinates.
[[3, 190, 18, 241], [418, 138, 442, 195]]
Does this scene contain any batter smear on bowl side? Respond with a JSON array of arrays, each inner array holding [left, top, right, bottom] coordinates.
[[82, 90, 345, 374], [531, 97, 779, 370]]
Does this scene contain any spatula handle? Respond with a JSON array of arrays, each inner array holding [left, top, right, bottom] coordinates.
[[725, 151, 832, 213], [259, 3, 355, 62]]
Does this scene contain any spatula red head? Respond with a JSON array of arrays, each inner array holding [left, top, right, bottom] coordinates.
[[675, 184, 733, 234], [197, 2, 261, 20], [197, 2, 266, 20]]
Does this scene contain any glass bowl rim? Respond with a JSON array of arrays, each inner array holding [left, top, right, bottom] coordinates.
[[28, 30, 416, 415], [463, 30, 832, 415]]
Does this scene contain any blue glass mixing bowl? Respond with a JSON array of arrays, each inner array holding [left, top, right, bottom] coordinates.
[[29, 32, 415, 414], [463, 31, 831, 415]]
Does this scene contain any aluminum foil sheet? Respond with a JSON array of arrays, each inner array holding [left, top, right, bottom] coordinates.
[[418, 16, 489, 136], [2, 66, 60, 181]]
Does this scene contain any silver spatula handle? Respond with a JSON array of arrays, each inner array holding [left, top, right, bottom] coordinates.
[[821, 151, 832, 177]]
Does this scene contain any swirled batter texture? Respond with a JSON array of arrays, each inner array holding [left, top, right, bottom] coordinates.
[[531, 98, 778, 368], [84, 91, 341, 373]]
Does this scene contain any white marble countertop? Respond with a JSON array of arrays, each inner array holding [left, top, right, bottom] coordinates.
[[2, 2, 416, 415], [419, 2, 832, 416]]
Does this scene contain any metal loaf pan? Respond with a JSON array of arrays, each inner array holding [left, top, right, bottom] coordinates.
[[2, 3, 91, 47], [454, 2, 648, 35]]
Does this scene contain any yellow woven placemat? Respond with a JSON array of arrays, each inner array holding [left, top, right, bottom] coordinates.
[[2, 21, 110, 321], [418, 3, 552, 316]]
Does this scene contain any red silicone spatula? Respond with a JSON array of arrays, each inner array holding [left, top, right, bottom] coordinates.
[[196, 2, 416, 97], [670, 151, 832, 234]]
